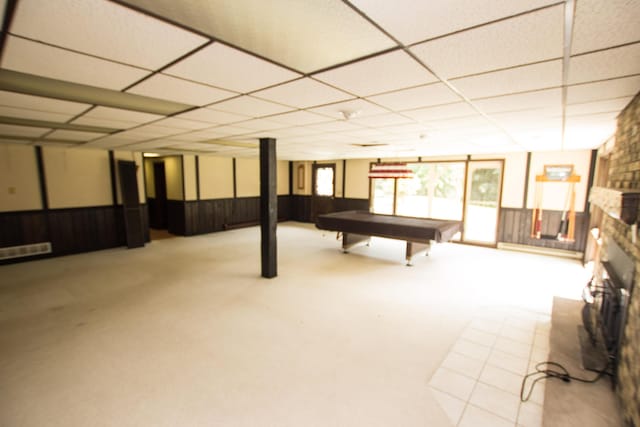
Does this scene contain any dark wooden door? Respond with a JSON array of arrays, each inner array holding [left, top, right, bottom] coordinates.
[[311, 163, 335, 222], [152, 162, 168, 229], [118, 160, 145, 248]]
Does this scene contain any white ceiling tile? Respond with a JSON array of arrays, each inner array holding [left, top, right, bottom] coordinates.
[[206, 124, 254, 138], [119, 0, 395, 73], [490, 109, 561, 129], [411, 5, 563, 79], [512, 127, 563, 151], [564, 125, 616, 149], [84, 134, 141, 148], [0, 106, 76, 123], [472, 88, 562, 114], [209, 96, 293, 117], [430, 115, 496, 131], [167, 129, 225, 142], [174, 108, 248, 125], [342, 127, 394, 139], [401, 102, 478, 122], [124, 140, 174, 150], [0, 90, 91, 115], [153, 117, 213, 130], [367, 83, 462, 111], [381, 123, 430, 135], [503, 117, 563, 135], [11, 0, 208, 70], [81, 107, 163, 124], [567, 76, 640, 104], [0, 123, 50, 137], [566, 98, 633, 116], [127, 74, 237, 106], [128, 124, 186, 137], [45, 129, 106, 142], [572, 0, 640, 55], [229, 118, 287, 131], [307, 120, 364, 133], [1, 36, 149, 90], [450, 60, 562, 99], [349, 0, 559, 45], [164, 43, 300, 93], [307, 99, 389, 120], [165, 142, 220, 151], [568, 44, 640, 85], [268, 110, 330, 126], [350, 112, 414, 127], [267, 127, 321, 138], [314, 50, 436, 96], [72, 116, 142, 130], [253, 78, 354, 109], [0, 137, 34, 145]]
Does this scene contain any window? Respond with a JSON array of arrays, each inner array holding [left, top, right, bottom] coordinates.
[[372, 162, 465, 220], [314, 165, 334, 197]]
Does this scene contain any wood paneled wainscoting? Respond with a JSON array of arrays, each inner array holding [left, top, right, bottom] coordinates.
[[290, 196, 369, 223], [163, 196, 370, 236], [166, 196, 292, 236], [0, 205, 149, 264], [498, 207, 589, 253]]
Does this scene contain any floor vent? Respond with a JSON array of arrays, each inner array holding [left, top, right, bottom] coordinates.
[[0, 242, 52, 260]]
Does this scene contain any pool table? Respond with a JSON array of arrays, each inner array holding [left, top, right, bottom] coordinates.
[[316, 210, 463, 265]]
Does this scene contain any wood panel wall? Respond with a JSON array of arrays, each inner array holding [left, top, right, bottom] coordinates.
[[0, 205, 149, 263], [499, 207, 589, 252]]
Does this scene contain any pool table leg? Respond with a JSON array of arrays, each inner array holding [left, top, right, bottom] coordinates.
[[405, 241, 431, 266], [342, 233, 371, 253]]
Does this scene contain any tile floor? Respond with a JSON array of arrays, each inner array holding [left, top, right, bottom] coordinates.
[[429, 307, 550, 427]]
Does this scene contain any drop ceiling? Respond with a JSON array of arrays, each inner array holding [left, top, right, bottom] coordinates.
[[0, 0, 638, 160]]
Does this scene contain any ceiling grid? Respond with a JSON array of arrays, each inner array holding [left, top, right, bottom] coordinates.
[[0, 0, 637, 158]]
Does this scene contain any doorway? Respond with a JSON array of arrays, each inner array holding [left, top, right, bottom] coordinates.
[[311, 163, 335, 222], [462, 160, 504, 245], [150, 162, 168, 230]]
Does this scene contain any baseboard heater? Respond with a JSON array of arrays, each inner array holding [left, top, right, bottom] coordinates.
[[0, 242, 52, 260]]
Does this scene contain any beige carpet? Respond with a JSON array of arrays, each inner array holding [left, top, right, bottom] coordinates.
[[0, 222, 589, 426]]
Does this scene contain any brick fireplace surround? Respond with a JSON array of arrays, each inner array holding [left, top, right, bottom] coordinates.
[[600, 91, 640, 427]]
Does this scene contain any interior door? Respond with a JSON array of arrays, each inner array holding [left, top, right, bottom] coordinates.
[[152, 162, 168, 229], [118, 160, 145, 248], [463, 160, 504, 245], [311, 163, 335, 222]]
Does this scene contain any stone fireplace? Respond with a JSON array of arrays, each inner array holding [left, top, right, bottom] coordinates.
[[592, 91, 640, 426]]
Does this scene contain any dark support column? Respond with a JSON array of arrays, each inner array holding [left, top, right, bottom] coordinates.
[[109, 151, 118, 206], [523, 152, 532, 209], [260, 138, 277, 278], [35, 146, 48, 210]]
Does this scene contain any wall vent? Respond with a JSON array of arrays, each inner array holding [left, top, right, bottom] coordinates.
[[0, 242, 52, 260]]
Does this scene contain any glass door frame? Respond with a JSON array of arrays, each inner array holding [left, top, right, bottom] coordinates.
[[461, 158, 505, 247]]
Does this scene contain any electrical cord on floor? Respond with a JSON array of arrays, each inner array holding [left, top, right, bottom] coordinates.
[[520, 361, 610, 402]]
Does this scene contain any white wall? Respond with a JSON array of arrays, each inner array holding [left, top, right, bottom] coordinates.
[[0, 143, 41, 212], [43, 146, 112, 209], [164, 156, 183, 200], [199, 156, 234, 199], [344, 159, 372, 199], [236, 157, 259, 197], [277, 160, 290, 196], [183, 155, 197, 201]]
